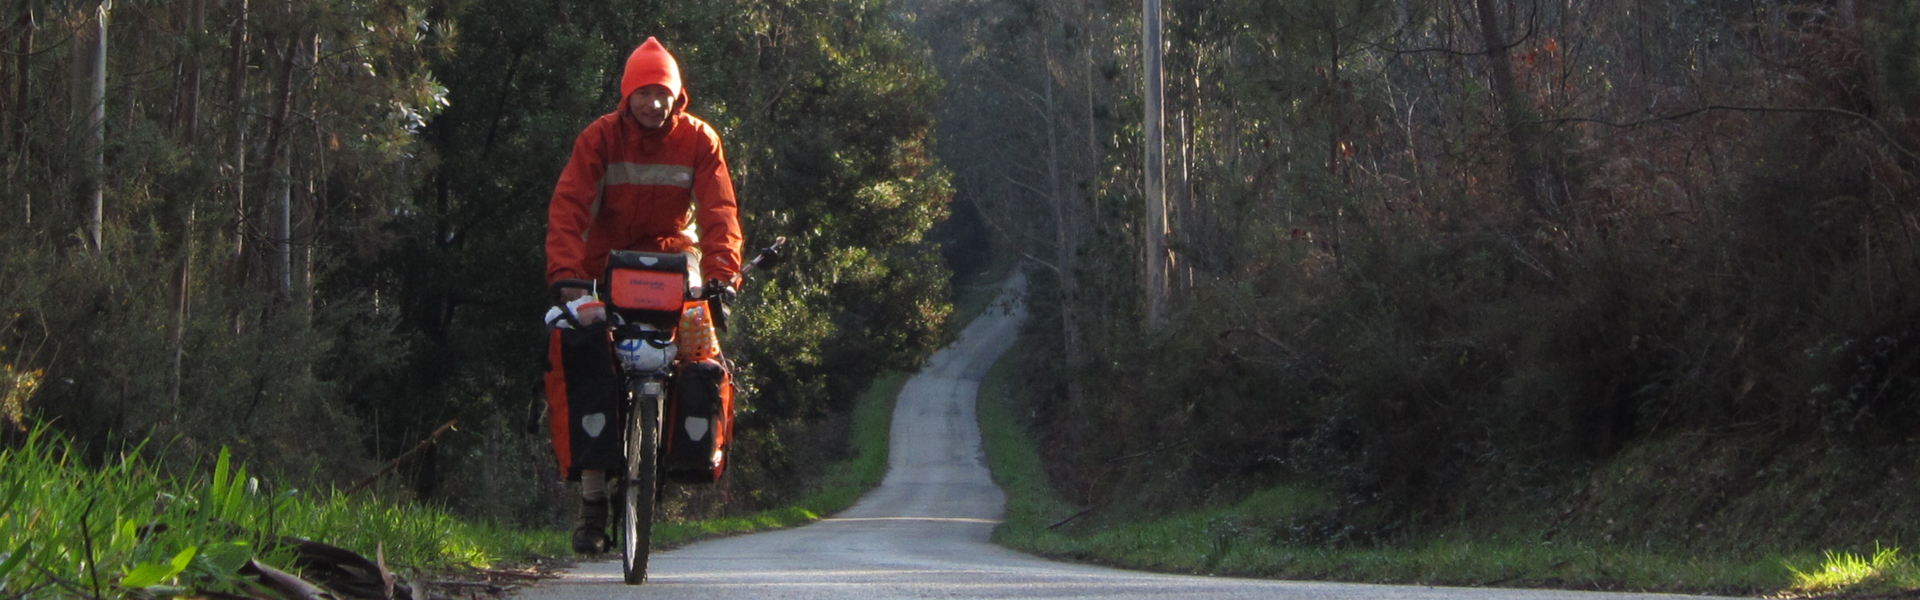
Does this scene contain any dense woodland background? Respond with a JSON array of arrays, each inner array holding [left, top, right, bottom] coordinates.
[[0, 0, 957, 525], [6, 0, 1920, 558], [911, 0, 1920, 553]]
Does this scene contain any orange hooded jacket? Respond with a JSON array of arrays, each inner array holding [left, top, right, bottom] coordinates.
[[545, 37, 744, 287]]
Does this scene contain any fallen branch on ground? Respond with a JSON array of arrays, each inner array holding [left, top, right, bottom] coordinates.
[[346, 420, 459, 497]]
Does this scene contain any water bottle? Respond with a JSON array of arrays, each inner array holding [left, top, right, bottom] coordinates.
[[566, 296, 605, 325], [616, 337, 675, 372]]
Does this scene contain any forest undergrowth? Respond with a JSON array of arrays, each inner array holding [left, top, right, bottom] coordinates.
[[916, 0, 1920, 596], [981, 336, 1920, 597]]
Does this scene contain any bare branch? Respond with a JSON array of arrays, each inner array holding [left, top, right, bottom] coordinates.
[[1047, 507, 1093, 529], [1544, 105, 1920, 164], [23, 558, 101, 600], [1000, 173, 1051, 200], [1020, 252, 1061, 275], [1219, 327, 1304, 360], [346, 419, 459, 496], [1360, 0, 1539, 57]]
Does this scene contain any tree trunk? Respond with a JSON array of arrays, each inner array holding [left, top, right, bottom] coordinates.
[[166, 219, 193, 413], [301, 32, 320, 312], [177, 0, 205, 144], [1177, 41, 1200, 290], [1475, 0, 1556, 217], [1043, 72, 1084, 412], [10, 9, 30, 154], [7, 9, 32, 228], [261, 33, 299, 303], [227, 0, 249, 284], [273, 145, 290, 302], [1177, 110, 1193, 291], [168, 0, 208, 414], [1082, 0, 1100, 225], [1142, 0, 1169, 328], [1326, 10, 1344, 178], [1, 12, 13, 152], [82, 0, 110, 251]]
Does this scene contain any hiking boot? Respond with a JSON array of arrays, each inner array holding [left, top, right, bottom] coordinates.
[[571, 497, 610, 554]]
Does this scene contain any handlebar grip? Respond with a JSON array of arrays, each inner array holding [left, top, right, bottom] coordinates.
[[742, 237, 787, 275]]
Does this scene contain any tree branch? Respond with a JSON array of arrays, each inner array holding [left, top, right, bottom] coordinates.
[[1360, 0, 1539, 57], [1544, 105, 1920, 163], [1000, 173, 1050, 200], [1020, 252, 1060, 274], [346, 419, 459, 497], [1218, 327, 1303, 361], [1047, 507, 1092, 529]]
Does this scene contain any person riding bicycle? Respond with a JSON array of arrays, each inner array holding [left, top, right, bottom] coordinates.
[[545, 36, 744, 554]]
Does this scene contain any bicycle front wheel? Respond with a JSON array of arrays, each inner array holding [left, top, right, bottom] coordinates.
[[621, 381, 662, 585]]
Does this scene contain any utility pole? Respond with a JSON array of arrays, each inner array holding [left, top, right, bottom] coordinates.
[[1143, 0, 1169, 328]]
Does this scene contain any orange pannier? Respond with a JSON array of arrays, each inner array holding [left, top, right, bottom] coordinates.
[[606, 251, 689, 328]]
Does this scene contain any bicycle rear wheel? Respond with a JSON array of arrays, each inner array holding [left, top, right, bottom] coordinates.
[[621, 382, 662, 585]]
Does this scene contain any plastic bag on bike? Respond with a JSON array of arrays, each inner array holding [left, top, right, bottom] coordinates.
[[676, 300, 721, 361]]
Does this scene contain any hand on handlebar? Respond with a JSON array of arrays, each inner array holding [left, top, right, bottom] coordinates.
[[704, 279, 737, 304], [705, 279, 736, 333]]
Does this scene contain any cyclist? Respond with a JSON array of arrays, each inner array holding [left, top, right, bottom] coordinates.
[[545, 36, 744, 554]]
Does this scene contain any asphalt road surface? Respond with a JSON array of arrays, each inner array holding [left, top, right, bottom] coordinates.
[[518, 273, 1736, 600]]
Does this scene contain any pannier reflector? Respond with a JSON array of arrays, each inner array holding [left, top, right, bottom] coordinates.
[[609, 268, 684, 311]]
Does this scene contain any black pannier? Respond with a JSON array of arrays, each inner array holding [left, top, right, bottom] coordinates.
[[543, 322, 625, 480], [665, 359, 735, 483]]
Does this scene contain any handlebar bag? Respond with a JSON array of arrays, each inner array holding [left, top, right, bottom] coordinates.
[[664, 358, 735, 483], [543, 322, 626, 481], [606, 251, 689, 329]]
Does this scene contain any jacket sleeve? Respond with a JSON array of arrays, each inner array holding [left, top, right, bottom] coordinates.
[[545, 122, 608, 284], [693, 125, 745, 285]]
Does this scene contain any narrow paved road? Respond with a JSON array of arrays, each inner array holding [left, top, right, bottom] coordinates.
[[519, 273, 1735, 600]]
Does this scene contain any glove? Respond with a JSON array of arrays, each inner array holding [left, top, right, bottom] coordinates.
[[706, 278, 736, 332], [705, 278, 738, 303]]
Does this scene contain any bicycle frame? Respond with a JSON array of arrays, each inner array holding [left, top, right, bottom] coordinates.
[[552, 277, 680, 585], [550, 236, 784, 585]]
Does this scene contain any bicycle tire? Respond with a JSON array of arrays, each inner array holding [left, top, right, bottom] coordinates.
[[621, 381, 662, 585]]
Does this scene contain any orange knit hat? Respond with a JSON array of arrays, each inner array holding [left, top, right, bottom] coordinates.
[[621, 37, 682, 101]]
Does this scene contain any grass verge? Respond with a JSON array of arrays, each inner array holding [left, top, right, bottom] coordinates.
[[0, 371, 907, 598], [975, 335, 1920, 598], [0, 426, 566, 600]]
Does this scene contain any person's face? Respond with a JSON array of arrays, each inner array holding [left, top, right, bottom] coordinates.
[[628, 84, 676, 129]]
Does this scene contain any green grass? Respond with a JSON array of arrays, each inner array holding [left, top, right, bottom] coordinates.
[[0, 426, 565, 600], [652, 372, 906, 546], [1786, 546, 1920, 597], [0, 371, 909, 598], [974, 336, 1919, 597]]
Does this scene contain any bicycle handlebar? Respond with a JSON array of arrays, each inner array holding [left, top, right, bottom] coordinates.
[[740, 236, 786, 277], [551, 237, 786, 301], [552, 278, 596, 294], [549, 238, 788, 332]]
